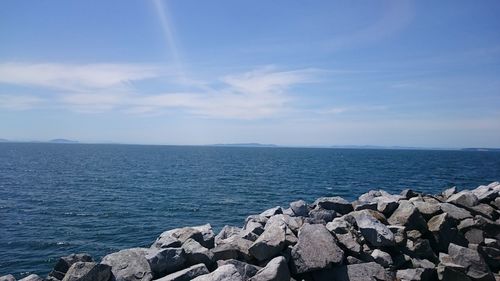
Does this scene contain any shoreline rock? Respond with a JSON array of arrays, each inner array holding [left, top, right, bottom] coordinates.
[[2, 181, 500, 281]]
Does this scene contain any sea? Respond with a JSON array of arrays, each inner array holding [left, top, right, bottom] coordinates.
[[1, 143, 499, 278]]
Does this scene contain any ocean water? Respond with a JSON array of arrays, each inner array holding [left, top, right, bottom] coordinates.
[[1, 143, 499, 277]]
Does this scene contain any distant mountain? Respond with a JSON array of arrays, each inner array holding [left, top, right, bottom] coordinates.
[[49, 139, 79, 144], [461, 148, 500, 152], [212, 143, 278, 147]]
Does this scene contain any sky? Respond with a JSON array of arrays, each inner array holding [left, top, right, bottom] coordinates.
[[1, 0, 499, 147]]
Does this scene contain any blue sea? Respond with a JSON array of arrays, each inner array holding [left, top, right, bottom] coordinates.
[[1, 143, 499, 278]]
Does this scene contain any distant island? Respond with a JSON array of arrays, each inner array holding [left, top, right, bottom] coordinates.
[[49, 139, 79, 144], [461, 148, 500, 152], [0, 138, 9, 142], [211, 143, 278, 147]]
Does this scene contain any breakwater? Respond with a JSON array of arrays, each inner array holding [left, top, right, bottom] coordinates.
[[2, 181, 499, 281]]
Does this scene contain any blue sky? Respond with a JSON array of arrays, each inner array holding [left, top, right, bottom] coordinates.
[[1, 0, 499, 147]]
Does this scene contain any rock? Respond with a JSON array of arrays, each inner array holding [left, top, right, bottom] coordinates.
[[308, 207, 337, 223], [313, 197, 353, 214], [353, 201, 378, 212], [289, 200, 308, 217], [472, 185, 499, 203], [191, 264, 243, 281], [484, 238, 498, 247], [413, 201, 442, 219], [427, 213, 463, 252], [376, 197, 399, 216], [388, 201, 427, 231], [447, 243, 495, 281], [371, 249, 393, 268], [349, 210, 395, 247], [401, 189, 419, 199], [0, 275, 15, 281], [388, 225, 407, 245], [439, 203, 473, 221], [217, 260, 261, 280], [215, 226, 242, 246], [101, 248, 153, 281], [335, 230, 362, 254], [248, 218, 286, 261], [492, 198, 500, 209], [312, 262, 394, 281], [346, 256, 364, 264], [243, 216, 266, 237], [260, 206, 282, 218], [265, 214, 303, 233], [326, 217, 352, 234], [437, 253, 469, 281], [282, 208, 295, 216], [182, 238, 213, 267], [153, 224, 215, 249], [471, 204, 497, 220], [156, 264, 209, 281], [464, 228, 484, 245], [290, 223, 344, 274], [404, 238, 437, 261], [396, 268, 436, 281], [248, 256, 290, 281], [442, 186, 457, 199], [145, 248, 186, 277], [411, 258, 436, 269], [18, 275, 42, 281], [447, 191, 479, 208], [407, 230, 423, 241], [212, 236, 253, 262], [48, 253, 93, 280], [62, 262, 111, 281], [478, 246, 500, 272]]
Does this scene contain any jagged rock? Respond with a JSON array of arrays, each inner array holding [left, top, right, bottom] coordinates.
[[62, 262, 111, 281], [484, 238, 498, 247], [308, 206, 337, 223], [18, 275, 42, 281], [437, 253, 470, 281], [191, 264, 243, 281], [471, 204, 497, 220], [156, 264, 209, 281], [346, 256, 364, 264], [182, 238, 213, 267], [411, 258, 436, 269], [464, 228, 484, 244], [260, 206, 282, 218], [290, 223, 344, 274], [447, 191, 479, 208], [266, 214, 303, 233], [215, 226, 241, 246], [353, 200, 378, 211], [376, 197, 400, 216], [0, 275, 15, 281], [217, 260, 261, 280], [313, 197, 353, 214], [282, 208, 295, 216], [248, 256, 290, 281], [146, 247, 186, 277], [326, 217, 352, 234], [396, 268, 436, 281], [388, 225, 407, 245], [446, 243, 495, 281], [407, 230, 422, 241], [212, 236, 253, 262], [442, 186, 457, 199], [440, 203, 473, 221], [428, 213, 464, 252], [335, 230, 362, 254], [312, 262, 394, 281], [478, 246, 500, 272], [243, 216, 266, 237], [153, 224, 215, 249], [248, 218, 286, 261], [290, 200, 308, 217], [101, 248, 153, 281], [48, 253, 93, 280], [388, 201, 427, 231], [413, 201, 442, 219], [349, 210, 395, 247], [492, 198, 500, 209], [404, 239, 437, 261], [472, 185, 499, 203], [371, 249, 393, 268]]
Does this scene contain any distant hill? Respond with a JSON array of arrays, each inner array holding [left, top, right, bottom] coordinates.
[[461, 148, 500, 152], [212, 143, 278, 147], [49, 139, 79, 144]]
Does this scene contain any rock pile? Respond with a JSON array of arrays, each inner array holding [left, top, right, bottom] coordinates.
[[2, 182, 500, 281]]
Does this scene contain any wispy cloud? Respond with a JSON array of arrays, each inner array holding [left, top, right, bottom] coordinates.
[[0, 62, 318, 119], [0, 94, 43, 110]]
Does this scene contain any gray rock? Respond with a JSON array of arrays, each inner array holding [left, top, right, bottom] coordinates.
[[437, 253, 469, 281], [388, 201, 427, 231], [346, 256, 364, 264], [248, 256, 290, 281], [308, 207, 337, 223], [215, 226, 242, 246], [156, 264, 209, 281], [326, 217, 352, 234], [492, 198, 500, 209], [216, 260, 261, 280], [472, 185, 499, 202], [248, 219, 286, 261], [290, 223, 344, 274], [439, 203, 473, 221], [260, 206, 282, 218], [191, 264, 243, 281], [407, 230, 423, 241], [447, 191, 479, 208], [353, 201, 378, 212], [145, 248, 186, 277], [388, 225, 407, 245], [265, 214, 303, 233], [411, 258, 436, 269], [376, 197, 400, 216], [153, 224, 215, 249], [289, 200, 308, 217], [371, 249, 393, 268], [428, 213, 462, 252], [212, 236, 253, 262], [0, 275, 15, 281], [18, 275, 42, 281], [182, 238, 213, 267], [401, 189, 419, 199], [101, 248, 153, 281], [404, 238, 437, 261], [442, 186, 457, 199], [478, 246, 500, 272], [471, 204, 497, 220], [349, 210, 395, 247], [62, 262, 111, 281], [464, 228, 484, 245], [335, 230, 362, 254], [396, 268, 436, 281], [413, 201, 442, 219], [312, 262, 394, 281], [48, 253, 93, 280], [313, 197, 353, 214], [447, 243, 495, 281], [243, 216, 266, 236]]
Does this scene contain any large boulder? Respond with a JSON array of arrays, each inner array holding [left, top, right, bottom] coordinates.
[[396, 268, 436, 281], [153, 224, 215, 249], [289, 200, 308, 217], [182, 238, 213, 267], [212, 236, 253, 262], [0, 275, 15, 281], [413, 201, 442, 219], [217, 260, 261, 280], [312, 197, 353, 214], [446, 243, 495, 281], [145, 247, 186, 277], [312, 262, 394, 281], [427, 213, 464, 252], [290, 223, 344, 274], [215, 226, 242, 246], [308, 207, 337, 223], [101, 248, 153, 281], [191, 264, 243, 281], [62, 262, 111, 281], [155, 264, 209, 281], [440, 203, 472, 221], [349, 210, 395, 247], [259, 206, 282, 218], [387, 201, 427, 231], [371, 249, 393, 268], [248, 219, 286, 261], [248, 256, 290, 281], [447, 191, 479, 208], [48, 253, 93, 280]]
